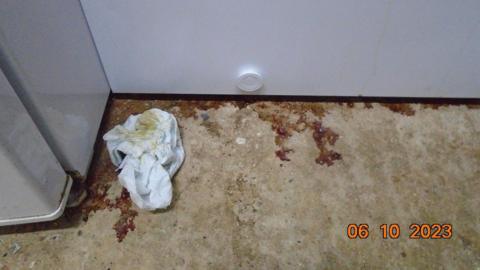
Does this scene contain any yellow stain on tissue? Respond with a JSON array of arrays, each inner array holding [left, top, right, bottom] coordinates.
[[126, 110, 159, 140]]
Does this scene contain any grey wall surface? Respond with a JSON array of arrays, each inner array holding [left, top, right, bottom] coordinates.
[[0, 0, 111, 176], [82, 0, 480, 97]]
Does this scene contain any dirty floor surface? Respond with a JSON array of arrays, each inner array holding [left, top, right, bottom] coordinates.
[[1, 99, 479, 269]]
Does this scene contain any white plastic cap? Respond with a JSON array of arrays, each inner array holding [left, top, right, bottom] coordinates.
[[237, 72, 263, 92]]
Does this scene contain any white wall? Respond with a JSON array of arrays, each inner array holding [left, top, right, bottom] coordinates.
[[82, 0, 480, 97], [0, 0, 111, 176]]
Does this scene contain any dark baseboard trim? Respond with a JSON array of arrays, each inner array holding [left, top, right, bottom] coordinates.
[[111, 93, 480, 105]]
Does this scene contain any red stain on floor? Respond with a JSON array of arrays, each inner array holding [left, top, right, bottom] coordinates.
[[312, 121, 342, 166], [275, 148, 294, 161], [111, 189, 138, 242]]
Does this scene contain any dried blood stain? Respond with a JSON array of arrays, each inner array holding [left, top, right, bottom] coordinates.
[[80, 148, 138, 243], [112, 188, 138, 242], [275, 148, 294, 161], [81, 182, 112, 218], [274, 125, 290, 144], [422, 104, 449, 110], [381, 104, 415, 116], [251, 102, 342, 165], [82, 184, 138, 242], [466, 104, 480, 109], [312, 121, 342, 166], [273, 124, 293, 161]]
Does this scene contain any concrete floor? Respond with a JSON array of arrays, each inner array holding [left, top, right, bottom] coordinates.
[[1, 99, 479, 269]]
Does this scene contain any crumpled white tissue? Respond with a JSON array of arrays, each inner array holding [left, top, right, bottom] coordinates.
[[103, 109, 185, 210]]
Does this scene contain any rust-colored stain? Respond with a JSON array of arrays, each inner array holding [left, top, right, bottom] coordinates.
[[80, 145, 116, 220], [273, 123, 293, 162], [110, 99, 256, 122], [251, 102, 342, 165], [273, 125, 291, 146], [81, 181, 138, 242], [81, 182, 112, 218], [313, 121, 339, 146], [421, 104, 450, 110], [381, 104, 415, 116], [112, 189, 138, 242], [253, 104, 297, 162], [466, 104, 480, 109], [312, 121, 342, 166], [275, 126, 290, 139], [275, 148, 294, 161], [275, 102, 326, 118]]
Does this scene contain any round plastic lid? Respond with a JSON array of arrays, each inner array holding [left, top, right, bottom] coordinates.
[[237, 72, 263, 92]]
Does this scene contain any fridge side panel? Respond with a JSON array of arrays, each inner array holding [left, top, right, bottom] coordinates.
[[0, 68, 70, 225], [0, 0, 110, 176]]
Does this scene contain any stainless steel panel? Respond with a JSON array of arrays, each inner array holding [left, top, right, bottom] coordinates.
[[0, 0, 110, 176], [0, 68, 71, 225]]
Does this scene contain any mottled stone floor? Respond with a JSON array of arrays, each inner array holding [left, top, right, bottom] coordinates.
[[1, 98, 479, 269]]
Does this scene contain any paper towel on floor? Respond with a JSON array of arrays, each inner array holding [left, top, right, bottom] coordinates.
[[103, 109, 185, 210]]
